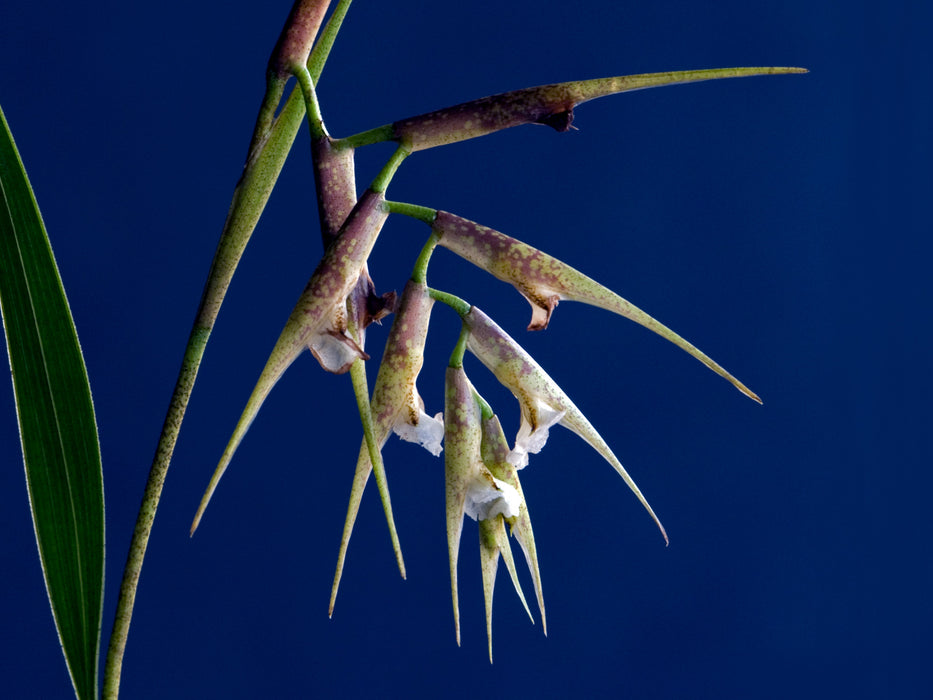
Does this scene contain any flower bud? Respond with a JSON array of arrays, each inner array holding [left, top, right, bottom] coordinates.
[[444, 366, 520, 645], [480, 414, 546, 635], [191, 190, 388, 534], [330, 279, 442, 613], [433, 210, 759, 402], [390, 68, 807, 153], [463, 306, 668, 544]]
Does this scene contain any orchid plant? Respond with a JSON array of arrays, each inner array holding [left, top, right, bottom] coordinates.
[[0, 0, 805, 696]]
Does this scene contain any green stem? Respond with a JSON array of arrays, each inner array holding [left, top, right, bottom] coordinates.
[[428, 288, 471, 317], [448, 323, 471, 369], [102, 2, 346, 697], [410, 233, 439, 285], [244, 75, 288, 165], [384, 201, 439, 284], [293, 65, 327, 140], [307, 0, 353, 81], [370, 146, 410, 193], [335, 124, 395, 149], [385, 200, 436, 224], [473, 390, 494, 421], [102, 327, 209, 698]]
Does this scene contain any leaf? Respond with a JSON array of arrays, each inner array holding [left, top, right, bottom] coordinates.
[[0, 105, 104, 700]]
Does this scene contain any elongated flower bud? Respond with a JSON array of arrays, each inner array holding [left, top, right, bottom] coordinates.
[[445, 366, 520, 645], [391, 68, 806, 152], [444, 366, 481, 646], [370, 281, 443, 452], [433, 210, 759, 402], [480, 414, 546, 636], [476, 411, 542, 661], [297, 189, 390, 373], [191, 190, 388, 534], [463, 306, 668, 544], [330, 280, 443, 613], [310, 136, 395, 356]]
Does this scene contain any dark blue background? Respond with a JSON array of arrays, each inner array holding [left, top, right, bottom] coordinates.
[[1, 2, 928, 698]]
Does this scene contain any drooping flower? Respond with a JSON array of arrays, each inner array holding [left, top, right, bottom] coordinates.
[[329, 280, 443, 614], [368, 282, 444, 454], [472, 410, 551, 661], [310, 135, 397, 356], [480, 413, 546, 639], [463, 305, 668, 543], [432, 210, 759, 402], [444, 365, 527, 647], [191, 189, 389, 534]]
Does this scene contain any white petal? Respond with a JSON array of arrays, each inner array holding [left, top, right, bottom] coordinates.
[[466, 476, 522, 521], [309, 330, 367, 374], [508, 400, 565, 468], [393, 411, 444, 456]]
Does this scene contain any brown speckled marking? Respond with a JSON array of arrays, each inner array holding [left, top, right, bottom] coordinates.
[[394, 83, 578, 151], [312, 136, 357, 246], [434, 211, 566, 329]]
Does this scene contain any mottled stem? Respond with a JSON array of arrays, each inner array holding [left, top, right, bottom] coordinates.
[[103, 4, 338, 695]]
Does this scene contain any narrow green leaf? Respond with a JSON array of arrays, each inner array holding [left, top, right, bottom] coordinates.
[[0, 105, 104, 700]]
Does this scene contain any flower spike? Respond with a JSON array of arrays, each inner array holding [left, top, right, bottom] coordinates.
[[191, 189, 389, 535], [432, 210, 760, 402], [463, 306, 668, 544]]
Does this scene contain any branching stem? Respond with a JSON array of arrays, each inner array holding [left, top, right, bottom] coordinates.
[[428, 288, 471, 317], [411, 233, 439, 285], [386, 200, 436, 224], [371, 146, 410, 193], [448, 324, 471, 369]]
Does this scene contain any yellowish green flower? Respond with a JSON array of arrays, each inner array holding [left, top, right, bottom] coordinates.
[[463, 305, 669, 543], [444, 365, 526, 646], [329, 280, 443, 614], [433, 210, 759, 402], [191, 190, 389, 534]]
